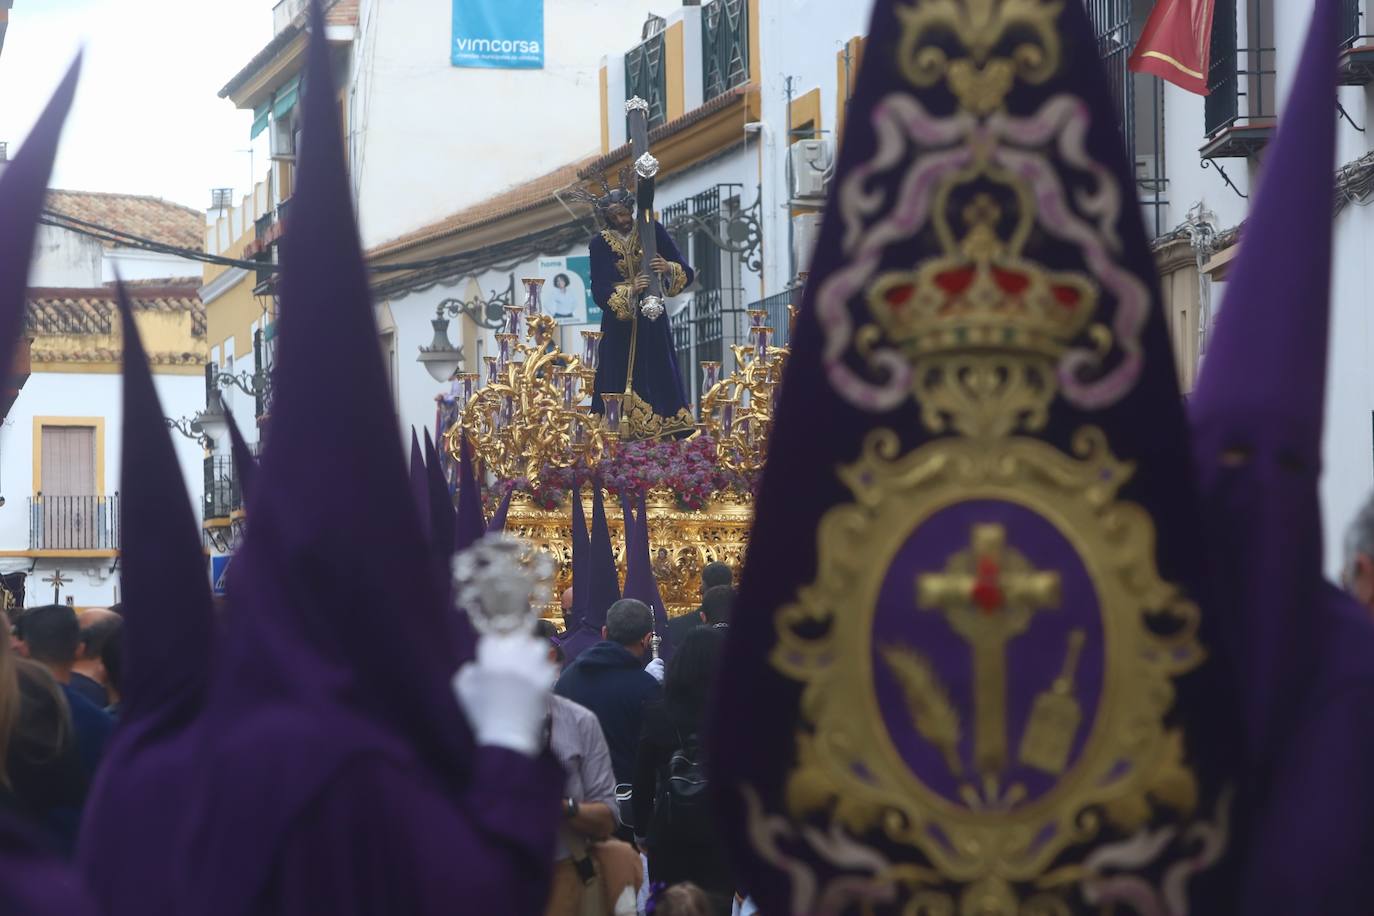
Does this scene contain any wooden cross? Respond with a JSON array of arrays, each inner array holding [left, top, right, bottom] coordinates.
[[917, 524, 1061, 776], [42, 569, 72, 605], [625, 96, 665, 320]]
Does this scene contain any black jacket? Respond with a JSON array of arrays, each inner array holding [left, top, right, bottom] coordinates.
[[554, 641, 660, 783]]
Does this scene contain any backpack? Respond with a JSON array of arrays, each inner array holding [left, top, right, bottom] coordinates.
[[665, 729, 709, 825]]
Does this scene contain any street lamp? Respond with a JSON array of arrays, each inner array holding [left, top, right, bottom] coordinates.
[[418, 306, 464, 383]]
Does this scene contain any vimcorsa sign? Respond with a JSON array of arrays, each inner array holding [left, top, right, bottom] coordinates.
[[451, 0, 545, 69]]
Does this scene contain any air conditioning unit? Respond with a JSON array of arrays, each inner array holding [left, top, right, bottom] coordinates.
[[790, 139, 836, 201], [269, 116, 296, 161], [793, 212, 823, 274]]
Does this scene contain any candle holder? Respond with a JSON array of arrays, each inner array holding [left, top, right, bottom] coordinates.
[[581, 331, 603, 370], [504, 305, 523, 338], [484, 356, 499, 385], [496, 334, 516, 368], [748, 309, 767, 329], [602, 393, 623, 437], [458, 372, 479, 405], [701, 361, 721, 392], [522, 278, 546, 318]]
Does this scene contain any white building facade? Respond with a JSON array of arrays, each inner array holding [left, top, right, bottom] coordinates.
[[0, 192, 208, 609]]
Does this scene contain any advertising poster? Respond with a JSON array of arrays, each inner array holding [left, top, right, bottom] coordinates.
[[451, 0, 545, 70], [539, 255, 601, 325]]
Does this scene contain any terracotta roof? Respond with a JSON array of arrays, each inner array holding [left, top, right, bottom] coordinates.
[[31, 347, 205, 367], [221, 0, 357, 99], [26, 284, 207, 339], [579, 85, 753, 180], [46, 190, 204, 251], [368, 155, 600, 259]]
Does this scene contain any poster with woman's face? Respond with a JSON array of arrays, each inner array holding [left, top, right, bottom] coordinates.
[[539, 256, 596, 325]]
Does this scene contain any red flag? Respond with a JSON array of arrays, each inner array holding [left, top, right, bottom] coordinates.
[[1129, 0, 1216, 95]]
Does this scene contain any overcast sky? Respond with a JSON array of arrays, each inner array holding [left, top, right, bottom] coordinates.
[[0, 0, 274, 211]]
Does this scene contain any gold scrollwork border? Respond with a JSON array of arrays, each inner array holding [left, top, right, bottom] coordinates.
[[772, 426, 1204, 887]]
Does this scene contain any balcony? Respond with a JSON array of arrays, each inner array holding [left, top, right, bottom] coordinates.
[[203, 455, 242, 521], [746, 289, 799, 350], [702, 0, 750, 102], [671, 288, 725, 406], [28, 494, 120, 554], [1202, 0, 1275, 160], [625, 31, 667, 131], [1339, 0, 1374, 85]]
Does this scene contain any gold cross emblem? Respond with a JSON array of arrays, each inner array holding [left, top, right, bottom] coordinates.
[[918, 524, 1061, 777]]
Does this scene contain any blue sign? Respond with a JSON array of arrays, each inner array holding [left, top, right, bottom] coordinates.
[[452, 0, 544, 69], [211, 555, 232, 598]]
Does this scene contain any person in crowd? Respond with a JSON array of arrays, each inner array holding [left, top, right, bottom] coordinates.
[[651, 883, 713, 916], [7, 659, 87, 854], [632, 626, 732, 915], [667, 563, 731, 646], [536, 617, 561, 642], [0, 631, 16, 810], [99, 627, 124, 717], [555, 599, 661, 786], [1343, 492, 1374, 613], [70, 608, 122, 709], [698, 586, 732, 629], [14, 606, 113, 786], [546, 644, 639, 916]]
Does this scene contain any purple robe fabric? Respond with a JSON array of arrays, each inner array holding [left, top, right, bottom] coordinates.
[[423, 428, 458, 600], [623, 493, 671, 659], [0, 813, 97, 916], [1188, 2, 1374, 910], [0, 56, 93, 916], [173, 5, 560, 914], [454, 429, 486, 550], [707, 0, 1238, 911], [75, 283, 217, 916]]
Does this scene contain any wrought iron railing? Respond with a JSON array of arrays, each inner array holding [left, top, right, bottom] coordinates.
[[29, 494, 121, 551], [1084, 0, 1170, 237], [1206, 0, 1275, 136], [1341, 0, 1368, 47], [702, 0, 750, 102], [203, 455, 240, 520], [672, 289, 725, 406], [625, 32, 667, 130], [25, 307, 115, 337]]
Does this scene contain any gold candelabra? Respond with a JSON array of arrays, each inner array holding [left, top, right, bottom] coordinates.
[[443, 279, 799, 490], [698, 306, 797, 477]]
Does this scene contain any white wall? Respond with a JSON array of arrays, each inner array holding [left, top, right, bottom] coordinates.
[[0, 370, 208, 608], [756, 0, 875, 294], [351, 0, 681, 249], [28, 226, 103, 288]]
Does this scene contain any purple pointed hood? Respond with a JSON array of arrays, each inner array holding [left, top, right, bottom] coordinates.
[[1189, 0, 1339, 762], [76, 282, 216, 915], [488, 489, 513, 532], [584, 482, 620, 631], [225, 411, 257, 503], [454, 428, 485, 551], [409, 427, 432, 534], [177, 4, 477, 911], [0, 57, 80, 388], [707, 0, 1240, 910], [622, 493, 670, 659], [424, 428, 459, 613], [567, 484, 590, 632]]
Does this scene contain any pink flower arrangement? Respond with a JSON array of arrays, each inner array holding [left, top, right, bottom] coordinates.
[[499, 436, 752, 511]]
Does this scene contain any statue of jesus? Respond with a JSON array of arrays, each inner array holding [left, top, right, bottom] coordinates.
[[588, 189, 697, 440]]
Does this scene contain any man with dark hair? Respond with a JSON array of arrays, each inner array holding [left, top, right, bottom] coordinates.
[[668, 562, 734, 646], [554, 598, 661, 785], [71, 608, 122, 708], [699, 585, 733, 628], [16, 604, 114, 785]]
